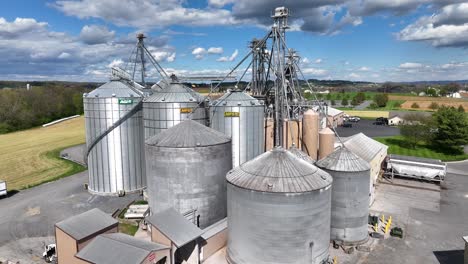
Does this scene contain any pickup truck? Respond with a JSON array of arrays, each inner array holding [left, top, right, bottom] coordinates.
[[0, 180, 6, 197]]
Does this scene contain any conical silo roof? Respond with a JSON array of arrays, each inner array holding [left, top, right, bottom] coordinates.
[[226, 147, 332, 193], [144, 83, 204, 103], [85, 80, 143, 98], [211, 90, 262, 107], [146, 120, 230, 148], [316, 147, 370, 172], [288, 145, 315, 164]]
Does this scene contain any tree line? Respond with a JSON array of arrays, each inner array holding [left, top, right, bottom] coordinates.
[[0, 84, 95, 134], [400, 106, 468, 154]]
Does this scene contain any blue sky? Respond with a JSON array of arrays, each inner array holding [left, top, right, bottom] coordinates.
[[0, 0, 468, 82]]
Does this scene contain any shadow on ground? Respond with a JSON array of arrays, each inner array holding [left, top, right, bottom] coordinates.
[[433, 250, 464, 264]]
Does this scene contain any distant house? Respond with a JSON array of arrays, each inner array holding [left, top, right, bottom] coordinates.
[[388, 115, 404, 126], [447, 92, 462, 98]]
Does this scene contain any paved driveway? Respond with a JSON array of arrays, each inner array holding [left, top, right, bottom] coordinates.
[[0, 171, 140, 261], [335, 119, 400, 138]]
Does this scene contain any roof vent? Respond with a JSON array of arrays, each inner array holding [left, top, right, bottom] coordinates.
[[112, 93, 116, 97], [267, 183, 274, 189]]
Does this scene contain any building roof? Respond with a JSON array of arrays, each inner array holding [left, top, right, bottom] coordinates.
[[226, 147, 332, 193], [343, 133, 388, 162], [201, 218, 227, 240], [326, 106, 343, 117], [55, 208, 118, 241], [76, 233, 168, 264], [144, 83, 204, 103], [145, 120, 230, 148], [210, 90, 263, 107], [85, 80, 143, 98], [316, 147, 370, 172], [146, 208, 203, 248]]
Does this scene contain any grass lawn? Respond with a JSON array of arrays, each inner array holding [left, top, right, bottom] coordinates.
[[0, 117, 86, 190], [369, 100, 405, 111], [119, 222, 139, 236], [375, 136, 468, 162]]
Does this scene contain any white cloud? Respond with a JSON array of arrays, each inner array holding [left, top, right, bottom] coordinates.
[[217, 49, 238, 62], [301, 67, 328, 76], [58, 52, 71, 59], [79, 25, 115, 45], [348, 72, 361, 79], [108, 59, 124, 68], [302, 57, 311, 64], [208, 0, 236, 8], [398, 3, 468, 47], [192, 47, 206, 59], [315, 58, 323, 64], [358, 66, 370, 71], [398, 62, 424, 69], [207, 47, 224, 54], [0, 17, 48, 38], [167, 52, 176, 62]]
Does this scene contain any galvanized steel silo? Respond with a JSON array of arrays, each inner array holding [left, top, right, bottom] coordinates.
[[143, 83, 207, 139], [316, 147, 371, 245], [210, 90, 265, 167], [226, 147, 333, 264], [145, 120, 232, 228], [84, 80, 146, 195]]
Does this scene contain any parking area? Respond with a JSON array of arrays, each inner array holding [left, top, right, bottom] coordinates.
[[335, 119, 400, 138]]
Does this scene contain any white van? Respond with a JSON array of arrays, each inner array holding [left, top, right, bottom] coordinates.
[[0, 180, 6, 197]]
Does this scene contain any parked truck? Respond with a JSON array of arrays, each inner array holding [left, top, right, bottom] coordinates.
[[0, 180, 6, 197], [385, 154, 446, 182]]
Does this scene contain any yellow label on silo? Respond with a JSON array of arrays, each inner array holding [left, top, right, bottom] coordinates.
[[224, 112, 240, 117], [180, 108, 193, 113]]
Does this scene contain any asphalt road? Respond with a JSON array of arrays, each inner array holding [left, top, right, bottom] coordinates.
[[0, 170, 140, 248], [335, 119, 400, 138]]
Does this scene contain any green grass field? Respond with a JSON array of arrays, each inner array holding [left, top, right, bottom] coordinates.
[[0, 117, 86, 190], [375, 136, 468, 161]]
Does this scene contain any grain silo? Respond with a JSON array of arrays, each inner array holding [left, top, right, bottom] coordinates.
[[302, 109, 319, 160], [143, 82, 207, 139], [84, 79, 145, 195], [319, 127, 335, 159], [226, 147, 333, 264], [210, 90, 265, 167], [145, 120, 232, 228], [316, 147, 371, 245], [289, 145, 315, 164]]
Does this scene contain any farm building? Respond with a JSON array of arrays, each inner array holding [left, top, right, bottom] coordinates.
[[342, 133, 388, 205], [326, 106, 344, 128], [388, 115, 404, 126], [55, 209, 118, 264]]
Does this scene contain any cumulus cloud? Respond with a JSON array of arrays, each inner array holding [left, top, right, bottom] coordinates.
[[192, 47, 206, 59], [398, 3, 468, 48], [348, 0, 425, 16], [348, 72, 361, 79], [301, 67, 328, 76], [217, 49, 238, 62], [358, 66, 370, 71], [207, 47, 224, 54], [315, 58, 323, 64], [52, 0, 237, 28], [79, 25, 115, 45], [399, 62, 424, 69], [0, 17, 48, 39]]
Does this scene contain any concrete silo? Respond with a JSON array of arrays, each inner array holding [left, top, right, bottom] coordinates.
[[143, 83, 207, 139], [145, 120, 232, 228], [226, 147, 333, 264], [319, 127, 335, 159], [84, 80, 146, 195], [210, 90, 265, 167], [302, 109, 319, 160], [316, 147, 371, 245]]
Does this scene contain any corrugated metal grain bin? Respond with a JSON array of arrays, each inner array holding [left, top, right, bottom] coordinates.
[[226, 147, 333, 264], [145, 120, 232, 228], [84, 80, 146, 195], [316, 147, 371, 245]]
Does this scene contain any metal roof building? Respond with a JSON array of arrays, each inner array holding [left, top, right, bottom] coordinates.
[[75, 233, 169, 264], [146, 208, 204, 248], [343, 133, 388, 205], [55, 208, 118, 241], [55, 208, 119, 264]]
